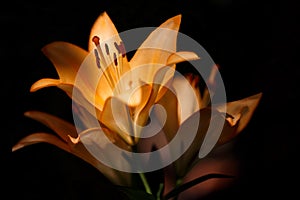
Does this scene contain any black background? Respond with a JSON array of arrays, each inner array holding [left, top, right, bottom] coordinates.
[[6, 0, 299, 199]]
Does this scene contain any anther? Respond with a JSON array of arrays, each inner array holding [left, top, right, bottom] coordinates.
[[114, 42, 121, 54], [94, 49, 101, 68], [119, 41, 126, 57], [92, 36, 100, 46], [113, 53, 118, 66], [105, 43, 110, 55]]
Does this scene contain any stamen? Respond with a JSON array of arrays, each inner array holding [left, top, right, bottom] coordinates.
[[105, 43, 110, 55], [93, 49, 101, 69], [92, 35, 115, 89], [114, 42, 121, 54], [113, 53, 118, 66], [119, 41, 126, 57], [114, 41, 126, 57], [92, 36, 100, 46]]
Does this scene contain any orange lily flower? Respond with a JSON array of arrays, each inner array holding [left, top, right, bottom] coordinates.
[[13, 12, 199, 187]]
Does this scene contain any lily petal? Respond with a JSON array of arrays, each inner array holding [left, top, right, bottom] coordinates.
[[88, 12, 121, 52], [154, 86, 179, 142], [24, 111, 79, 142], [30, 78, 61, 92], [12, 132, 131, 186], [172, 75, 201, 124], [215, 92, 263, 135], [12, 132, 71, 152], [130, 15, 181, 83], [133, 66, 175, 142], [166, 51, 200, 66], [100, 96, 134, 145], [173, 108, 237, 177], [177, 149, 238, 200], [42, 41, 88, 84], [73, 128, 132, 185]]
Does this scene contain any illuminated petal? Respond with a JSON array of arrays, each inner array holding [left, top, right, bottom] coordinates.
[[88, 12, 121, 52], [201, 65, 219, 108], [88, 12, 131, 84], [116, 81, 152, 108], [131, 14, 181, 65], [166, 51, 200, 66], [215, 92, 263, 135], [30, 79, 97, 118], [133, 66, 175, 141], [74, 51, 110, 111], [130, 15, 182, 83], [154, 86, 179, 142], [42, 41, 88, 84], [30, 78, 61, 92], [172, 75, 201, 124], [100, 97, 134, 145], [83, 50, 130, 111]]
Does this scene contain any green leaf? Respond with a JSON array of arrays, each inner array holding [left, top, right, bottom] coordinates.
[[116, 186, 156, 200], [163, 173, 234, 199]]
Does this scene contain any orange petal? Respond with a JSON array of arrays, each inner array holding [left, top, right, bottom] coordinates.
[[79, 51, 131, 111], [130, 15, 182, 83], [30, 79, 100, 118], [24, 111, 79, 142], [88, 12, 121, 52], [215, 92, 263, 134], [172, 75, 201, 124], [100, 97, 134, 145], [154, 86, 179, 142], [12, 132, 71, 152], [166, 51, 200, 66], [30, 78, 61, 92], [131, 14, 181, 65], [42, 41, 88, 84]]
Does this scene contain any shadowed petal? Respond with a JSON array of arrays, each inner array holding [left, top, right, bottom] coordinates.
[[12, 131, 131, 186], [177, 149, 238, 200], [173, 108, 238, 177], [24, 111, 79, 141], [12, 132, 71, 152]]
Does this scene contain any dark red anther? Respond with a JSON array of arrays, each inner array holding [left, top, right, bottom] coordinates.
[[113, 53, 118, 66], [92, 36, 100, 46], [105, 43, 109, 55], [114, 42, 121, 54], [119, 41, 126, 57], [94, 49, 101, 68]]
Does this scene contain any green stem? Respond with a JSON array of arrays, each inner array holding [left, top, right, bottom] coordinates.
[[156, 183, 164, 200], [139, 173, 152, 195]]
